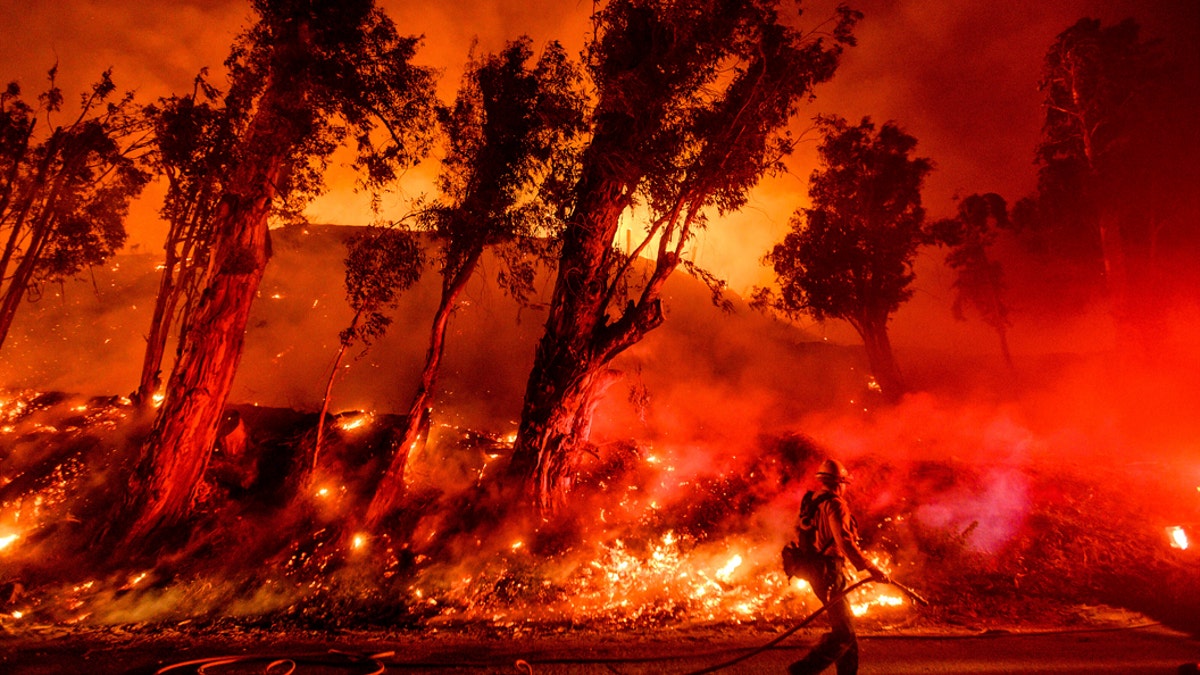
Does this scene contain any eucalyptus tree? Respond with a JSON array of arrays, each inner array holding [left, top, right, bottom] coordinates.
[[124, 0, 436, 544], [764, 115, 933, 401], [360, 38, 586, 528], [134, 74, 237, 406], [1028, 17, 1167, 318], [0, 69, 150, 351], [506, 0, 861, 511], [931, 193, 1014, 368]]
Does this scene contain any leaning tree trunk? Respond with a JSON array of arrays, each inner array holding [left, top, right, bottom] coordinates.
[[506, 158, 646, 510], [135, 195, 212, 406], [853, 314, 905, 402], [364, 246, 482, 529], [134, 246, 183, 405], [123, 81, 304, 545], [0, 204, 58, 348]]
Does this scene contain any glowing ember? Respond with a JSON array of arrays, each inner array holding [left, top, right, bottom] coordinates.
[[510, 540, 524, 551], [0, 533, 18, 551], [1168, 526, 1189, 550], [352, 534, 368, 551], [11, 610, 23, 619], [338, 414, 372, 431], [152, 393, 165, 407], [716, 554, 743, 582], [852, 593, 905, 617]]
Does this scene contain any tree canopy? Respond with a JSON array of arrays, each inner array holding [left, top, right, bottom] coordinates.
[[764, 115, 932, 398]]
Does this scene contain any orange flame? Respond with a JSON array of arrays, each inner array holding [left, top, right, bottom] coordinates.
[[1168, 526, 1188, 550]]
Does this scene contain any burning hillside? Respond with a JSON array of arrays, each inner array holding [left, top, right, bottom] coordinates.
[[1, 379, 1197, 642], [2, 224, 1200, 646]]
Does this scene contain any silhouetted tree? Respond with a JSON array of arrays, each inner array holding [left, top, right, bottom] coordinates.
[[1021, 16, 1193, 328], [0, 69, 151, 351], [313, 225, 422, 479], [763, 115, 932, 401], [931, 193, 1014, 368], [506, 0, 860, 512], [134, 74, 238, 406], [364, 38, 585, 528], [123, 0, 436, 545]]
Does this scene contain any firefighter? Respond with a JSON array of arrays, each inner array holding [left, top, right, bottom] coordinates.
[[788, 458, 889, 675]]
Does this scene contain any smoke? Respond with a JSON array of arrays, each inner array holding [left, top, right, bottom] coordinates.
[[1, 0, 1199, 631]]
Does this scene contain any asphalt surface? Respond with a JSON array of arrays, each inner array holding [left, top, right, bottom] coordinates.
[[2, 624, 1198, 674]]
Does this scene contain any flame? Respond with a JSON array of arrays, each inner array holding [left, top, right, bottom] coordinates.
[[1168, 526, 1189, 550], [352, 534, 368, 551], [716, 554, 743, 582], [338, 414, 372, 431], [852, 593, 904, 617], [0, 533, 18, 552]]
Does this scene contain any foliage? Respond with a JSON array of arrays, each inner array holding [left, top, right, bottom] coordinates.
[[422, 36, 587, 301], [134, 73, 242, 402], [0, 69, 151, 349], [510, 1, 862, 506], [340, 225, 423, 347], [1018, 16, 1200, 308], [126, 0, 439, 543], [930, 193, 1012, 343], [764, 115, 932, 328], [220, 0, 437, 214], [588, 0, 862, 325]]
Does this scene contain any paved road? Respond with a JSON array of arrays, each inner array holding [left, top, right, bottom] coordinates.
[[3, 625, 1198, 674], [447, 627, 1200, 674]]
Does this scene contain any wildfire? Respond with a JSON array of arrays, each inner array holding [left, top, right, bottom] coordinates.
[[852, 594, 904, 617], [1168, 526, 1189, 550], [716, 554, 743, 582], [338, 414, 372, 431]]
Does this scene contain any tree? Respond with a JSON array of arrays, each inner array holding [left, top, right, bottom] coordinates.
[[763, 115, 932, 401], [0, 69, 151, 351], [312, 225, 422, 480], [133, 74, 238, 406], [363, 38, 586, 528], [931, 193, 1014, 368], [122, 0, 436, 545], [506, 0, 860, 511], [1024, 17, 1168, 321]]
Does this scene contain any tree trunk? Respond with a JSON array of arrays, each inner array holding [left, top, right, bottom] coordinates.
[[309, 309, 361, 485], [853, 315, 904, 402], [1097, 210, 1130, 320], [0, 226, 48, 347], [123, 80, 301, 544], [506, 156, 647, 510], [134, 248, 182, 405], [364, 246, 482, 528]]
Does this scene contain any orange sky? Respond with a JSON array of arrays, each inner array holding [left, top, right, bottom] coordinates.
[[1, 0, 1195, 295]]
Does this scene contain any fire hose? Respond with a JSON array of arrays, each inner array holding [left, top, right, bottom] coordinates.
[[148, 578, 930, 675], [680, 575, 928, 675]]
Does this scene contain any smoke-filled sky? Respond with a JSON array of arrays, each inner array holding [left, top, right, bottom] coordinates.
[[2, 0, 1196, 296]]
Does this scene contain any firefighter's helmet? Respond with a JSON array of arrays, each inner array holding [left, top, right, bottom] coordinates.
[[815, 458, 852, 484]]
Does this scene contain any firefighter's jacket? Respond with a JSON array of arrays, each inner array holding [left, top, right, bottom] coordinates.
[[812, 488, 873, 574]]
